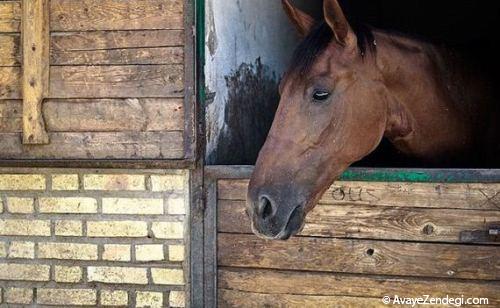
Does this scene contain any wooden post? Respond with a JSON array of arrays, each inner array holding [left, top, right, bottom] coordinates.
[[22, 0, 50, 144]]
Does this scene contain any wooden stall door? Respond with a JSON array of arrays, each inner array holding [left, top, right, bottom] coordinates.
[[204, 166, 500, 307], [0, 0, 195, 165]]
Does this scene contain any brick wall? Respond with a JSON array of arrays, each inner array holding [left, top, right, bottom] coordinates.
[[0, 169, 188, 307]]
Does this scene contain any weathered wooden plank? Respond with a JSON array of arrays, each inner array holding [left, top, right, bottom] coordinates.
[[50, 0, 184, 31], [0, 131, 184, 159], [0, 65, 184, 99], [52, 30, 184, 50], [217, 199, 500, 243], [0, 100, 21, 132], [50, 30, 184, 65], [219, 289, 380, 308], [52, 46, 184, 66], [219, 268, 500, 305], [0, 66, 21, 99], [0, 1, 20, 33], [22, 0, 50, 144], [0, 99, 184, 133], [0, 30, 184, 66], [218, 180, 500, 210], [0, 0, 183, 33], [218, 233, 500, 280], [49, 65, 184, 98], [0, 34, 19, 66]]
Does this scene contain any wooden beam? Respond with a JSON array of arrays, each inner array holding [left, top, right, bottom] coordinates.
[[22, 0, 50, 144]]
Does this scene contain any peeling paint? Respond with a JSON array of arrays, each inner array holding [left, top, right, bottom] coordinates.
[[207, 59, 279, 164], [204, 0, 307, 164]]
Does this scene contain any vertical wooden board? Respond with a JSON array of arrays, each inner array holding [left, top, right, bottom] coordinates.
[[218, 233, 500, 280], [0, 131, 184, 159], [49, 65, 184, 98], [0, 1, 21, 32], [0, 34, 20, 66], [50, 0, 184, 31], [22, 0, 50, 144]]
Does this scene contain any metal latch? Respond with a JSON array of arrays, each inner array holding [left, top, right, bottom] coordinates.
[[459, 224, 500, 243]]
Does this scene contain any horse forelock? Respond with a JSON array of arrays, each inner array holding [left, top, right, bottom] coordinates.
[[290, 21, 376, 75]]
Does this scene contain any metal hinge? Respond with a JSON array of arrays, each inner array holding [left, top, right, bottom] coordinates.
[[460, 223, 500, 243]]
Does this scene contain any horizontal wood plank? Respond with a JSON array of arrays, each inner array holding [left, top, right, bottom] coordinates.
[[0, 66, 19, 98], [1, 30, 184, 66], [51, 46, 183, 66], [0, 0, 183, 33], [218, 199, 500, 243], [51, 30, 184, 65], [218, 233, 500, 280], [52, 30, 184, 50], [0, 34, 19, 65], [0, 99, 184, 133], [0, 65, 184, 99], [218, 179, 500, 210], [0, 1, 20, 33], [219, 268, 500, 304], [50, 0, 183, 31], [219, 289, 379, 308], [0, 131, 184, 159]]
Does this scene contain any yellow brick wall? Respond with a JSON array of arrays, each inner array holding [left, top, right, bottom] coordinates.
[[0, 169, 188, 307]]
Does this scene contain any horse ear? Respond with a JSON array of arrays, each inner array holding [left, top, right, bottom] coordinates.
[[323, 0, 356, 47], [282, 0, 315, 37]]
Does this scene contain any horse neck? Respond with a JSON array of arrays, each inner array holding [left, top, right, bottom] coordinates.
[[372, 30, 480, 162]]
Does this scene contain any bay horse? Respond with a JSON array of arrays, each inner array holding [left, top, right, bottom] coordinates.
[[247, 0, 499, 240]]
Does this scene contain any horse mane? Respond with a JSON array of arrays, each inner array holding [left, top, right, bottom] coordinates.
[[290, 21, 376, 74]]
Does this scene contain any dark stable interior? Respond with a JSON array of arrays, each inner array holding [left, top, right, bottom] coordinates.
[[341, 0, 500, 168], [212, 0, 500, 168]]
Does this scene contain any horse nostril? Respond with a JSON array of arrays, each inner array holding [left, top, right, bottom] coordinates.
[[258, 196, 274, 220]]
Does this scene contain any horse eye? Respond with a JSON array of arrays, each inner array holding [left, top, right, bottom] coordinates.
[[312, 90, 330, 102]]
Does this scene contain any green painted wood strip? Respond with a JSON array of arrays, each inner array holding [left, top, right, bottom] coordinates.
[[339, 168, 500, 183], [205, 166, 500, 183]]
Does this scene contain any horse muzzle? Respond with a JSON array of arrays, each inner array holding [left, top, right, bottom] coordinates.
[[248, 194, 305, 240]]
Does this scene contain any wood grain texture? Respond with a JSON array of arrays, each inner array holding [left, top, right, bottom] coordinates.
[[1, 30, 184, 66], [218, 199, 500, 243], [0, 65, 184, 99], [51, 30, 184, 65], [219, 289, 380, 308], [0, 131, 184, 159], [219, 268, 500, 304], [0, 34, 19, 66], [0, 99, 184, 133], [218, 267, 500, 303], [50, 0, 184, 31], [218, 233, 500, 280], [49, 65, 184, 98], [52, 46, 183, 65], [22, 0, 50, 144], [0, 1, 20, 33], [0, 100, 21, 132], [218, 179, 500, 210], [0, 63, 21, 99]]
